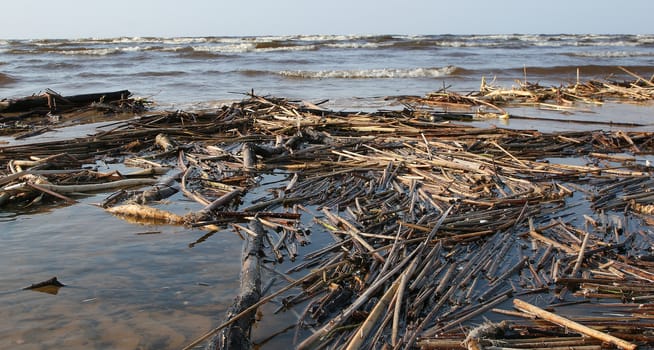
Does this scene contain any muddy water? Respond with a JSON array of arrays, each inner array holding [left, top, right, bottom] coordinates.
[[0, 192, 244, 349]]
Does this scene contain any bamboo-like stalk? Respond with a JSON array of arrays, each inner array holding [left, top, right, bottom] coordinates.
[[296, 247, 419, 350], [26, 182, 77, 204], [571, 232, 591, 277], [345, 275, 400, 350], [35, 178, 158, 193], [512, 299, 637, 350]]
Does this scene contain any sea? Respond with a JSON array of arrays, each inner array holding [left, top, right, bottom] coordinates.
[[2, 34, 654, 110], [1, 34, 654, 349]]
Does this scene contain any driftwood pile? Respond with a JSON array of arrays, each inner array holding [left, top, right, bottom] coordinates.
[[1, 82, 654, 350], [0, 89, 149, 139], [396, 66, 654, 118]]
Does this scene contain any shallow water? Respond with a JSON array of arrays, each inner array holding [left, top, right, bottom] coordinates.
[[0, 190, 245, 349]]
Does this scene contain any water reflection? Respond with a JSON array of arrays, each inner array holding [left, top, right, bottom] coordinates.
[[0, 193, 244, 349]]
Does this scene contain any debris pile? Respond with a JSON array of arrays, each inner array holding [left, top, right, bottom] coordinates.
[[1, 83, 654, 349]]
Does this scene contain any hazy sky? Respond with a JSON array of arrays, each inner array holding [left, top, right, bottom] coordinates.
[[1, 0, 651, 39]]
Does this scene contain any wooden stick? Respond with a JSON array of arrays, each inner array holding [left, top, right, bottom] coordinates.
[[207, 218, 263, 349], [198, 188, 242, 215], [296, 247, 419, 350], [528, 229, 576, 254], [33, 178, 157, 194], [571, 232, 590, 277], [322, 208, 385, 263], [345, 275, 400, 350], [512, 299, 637, 350], [26, 182, 78, 204]]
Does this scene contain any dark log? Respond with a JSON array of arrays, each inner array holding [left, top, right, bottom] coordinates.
[[22, 276, 65, 295], [207, 218, 263, 350], [0, 90, 131, 113], [22, 276, 65, 290], [129, 171, 181, 205]]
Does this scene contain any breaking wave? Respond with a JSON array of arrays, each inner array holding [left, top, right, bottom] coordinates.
[[278, 66, 461, 79], [3, 34, 654, 57], [0, 72, 17, 86], [565, 51, 654, 58]]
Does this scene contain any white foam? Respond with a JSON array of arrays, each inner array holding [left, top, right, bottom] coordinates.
[[279, 66, 458, 79], [570, 51, 653, 58], [190, 43, 317, 54], [325, 42, 384, 49], [55, 45, 152, 55], [191, 43, 255, 53]]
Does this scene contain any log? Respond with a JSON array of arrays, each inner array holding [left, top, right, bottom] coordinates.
[[129, 171, 181, 204], [182, 261, 348, 350], [22, 276, 65, 295], [0, 90, 131, 113], [513, 299, 637, 350], [23, 276, 65, 290], [207, 218, 264, 350], [35, 178, 158, 194], [105, 204, 186, 224]]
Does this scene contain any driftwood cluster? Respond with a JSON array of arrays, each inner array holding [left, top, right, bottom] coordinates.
[[0, 89, 149, 139], [396, 66, 654, 119], [1, 78, 654, 350]]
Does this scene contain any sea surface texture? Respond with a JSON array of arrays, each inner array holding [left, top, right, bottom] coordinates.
[[2, 34, 654, 108]]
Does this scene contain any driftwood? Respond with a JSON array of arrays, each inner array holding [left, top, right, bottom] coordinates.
[[0, 89, 131, 113], [513, 299, 637, 350], [23, 276, 65, 290], [2, 82, 654, 349], [207, 218, 263, 350], [22, 276, 65, 295]]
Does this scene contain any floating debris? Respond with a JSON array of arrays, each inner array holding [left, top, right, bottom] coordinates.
[[1, 81, 653, 349]]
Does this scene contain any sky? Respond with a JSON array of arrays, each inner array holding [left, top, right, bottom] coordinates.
[[1, 0, 652, 39]]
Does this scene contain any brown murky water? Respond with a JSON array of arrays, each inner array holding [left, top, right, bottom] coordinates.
[[0, 191, 245, 349]]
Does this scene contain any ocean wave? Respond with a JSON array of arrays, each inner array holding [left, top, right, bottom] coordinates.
[[31, 62, 84, 70], [565, 51, 654, 58], [0, 72, 17, 86], [133, 71, 188, 77], [324, 42, 386, 49], [254, 40, 317, 52], [506, 65, 654, 77], [278, 66, 460, 79], [5, 45, 154, 56], [75, 70, 189, 78], [172, 47, 232, 59], [189, 42, 317, 54], [190, 43, 254, 53], [5, 34, 654, 58], [238, 69, 269, 77]]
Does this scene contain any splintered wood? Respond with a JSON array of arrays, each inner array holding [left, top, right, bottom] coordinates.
[[1, 90, 654, 349]]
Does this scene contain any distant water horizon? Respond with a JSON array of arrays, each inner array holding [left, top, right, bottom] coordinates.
[[1, 34, 654, 109]]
